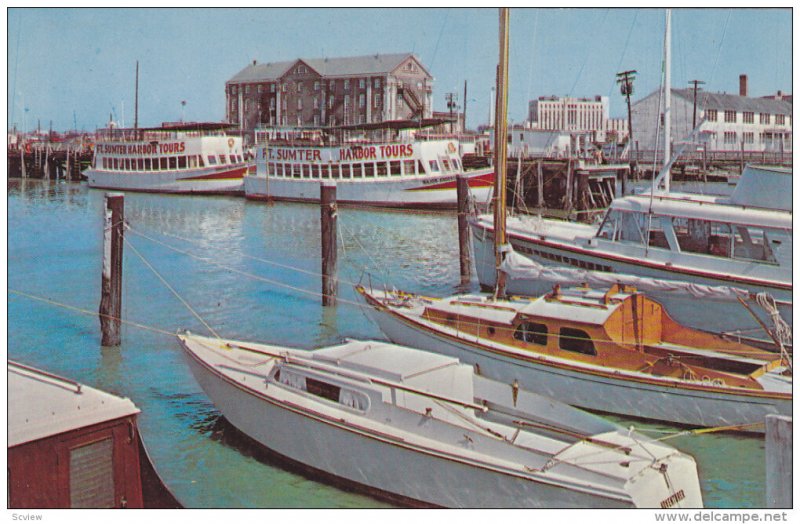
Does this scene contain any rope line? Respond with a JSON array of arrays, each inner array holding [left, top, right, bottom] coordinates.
[[122, 230, 221, 339], [8, 289, 177, 338], [125, 224, 371, 311]]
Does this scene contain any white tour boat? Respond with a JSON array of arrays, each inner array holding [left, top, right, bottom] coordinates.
[[244, 125, 494, 209], [469, 164, 793, 337], [85, 122, 249, 194], [179, 333, 703, 508]]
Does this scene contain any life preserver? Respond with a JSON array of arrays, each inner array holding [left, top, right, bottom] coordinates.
[[227, 138, 235, 148]]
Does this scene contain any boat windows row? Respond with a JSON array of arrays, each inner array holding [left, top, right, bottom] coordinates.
[[97, 154, 245, 171], [597, 209, 786, 264], [513, 322, 597, 356], [266, 157, 462, 179]]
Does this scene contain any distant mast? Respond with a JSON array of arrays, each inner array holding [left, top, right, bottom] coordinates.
[[134, 61, 139, 130], [663, 9, 671, 191]]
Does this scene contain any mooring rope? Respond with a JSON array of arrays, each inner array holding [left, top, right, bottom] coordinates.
[[122, 229, 221, 339], [8, 288, 177, 338]]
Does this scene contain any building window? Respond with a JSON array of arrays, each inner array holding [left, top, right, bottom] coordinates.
[[359, 79, 365, 89], [759, 113, 770, 124], [706, 109, 717, 122], [775, 114, 785, 125], [297, 82, 303, 93], [743, 112, 754, 124], [270, 98, 275, 109], [724, 110, 736, 123], [313, 97, 319, 109], [344, 79, 350, 91], [245, 85, 250, 94], [329, 80, 335, 90], [231, 85, 237, 95], [724, 131, 737, 144], [743, 132, 754, 144], [297, 98, 303, 110], [374, 94, 381, 107], [314, 81, 320, 91], [329, 95, 334, 109], [359, 94, 365, 108], [313, 115, 319, 126], [374, 78, 381, 89]]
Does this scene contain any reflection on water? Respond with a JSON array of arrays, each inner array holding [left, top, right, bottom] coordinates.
[[7, 181, 769, 508]]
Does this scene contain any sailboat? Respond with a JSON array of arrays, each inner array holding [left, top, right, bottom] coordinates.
[[358, 9, 792, 431], [179, 332, 703, 508], [467, 10, 792, 340]]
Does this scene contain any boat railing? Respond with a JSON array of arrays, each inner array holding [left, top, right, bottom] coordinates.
[[225, 341, 488, 413], [95, 128, 229, 143]]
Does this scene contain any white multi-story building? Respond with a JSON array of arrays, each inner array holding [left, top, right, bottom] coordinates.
[[527, 95, 628, 142], [630, 76, 792, 158]]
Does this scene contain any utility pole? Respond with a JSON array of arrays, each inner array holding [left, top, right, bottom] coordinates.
[[616, 70, 637, 149], [463, 80, 468, 132], [688, 79, 705, 129]]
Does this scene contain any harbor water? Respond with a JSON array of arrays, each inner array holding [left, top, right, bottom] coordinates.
[[8, 179, 766, 508]]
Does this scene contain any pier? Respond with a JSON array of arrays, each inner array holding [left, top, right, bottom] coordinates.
[[7, 141, 93, 181]]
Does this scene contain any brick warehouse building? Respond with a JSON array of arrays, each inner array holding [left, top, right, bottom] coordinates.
[[226, 52, 434, 140]]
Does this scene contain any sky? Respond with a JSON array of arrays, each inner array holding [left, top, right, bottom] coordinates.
[[6, 6, 794, 133]]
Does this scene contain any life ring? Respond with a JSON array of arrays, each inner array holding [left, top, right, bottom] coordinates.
[[227, 138, 235, 148]]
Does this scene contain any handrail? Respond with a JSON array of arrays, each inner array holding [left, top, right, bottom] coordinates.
[[223, 340, 489, 412]]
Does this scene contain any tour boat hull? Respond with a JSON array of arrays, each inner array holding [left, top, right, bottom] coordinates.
[[86, 165, 247, 195], [180, 335, 702, 508], [244, 167, 493, 209], [359, 289, 790, 431]]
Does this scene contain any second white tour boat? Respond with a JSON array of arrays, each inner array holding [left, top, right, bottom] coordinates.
[[244, 125, 494, 209]]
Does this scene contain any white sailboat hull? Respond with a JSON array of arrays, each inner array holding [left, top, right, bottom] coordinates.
[[184, 342, 669, 508], [362, 297, 790, 430]]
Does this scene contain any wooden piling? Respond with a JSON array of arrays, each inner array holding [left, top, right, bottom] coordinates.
[[100, 193, 124, 346], [456, 174, 471, 285], [765, 414, 792, 508], [320, 182, 338, 306]]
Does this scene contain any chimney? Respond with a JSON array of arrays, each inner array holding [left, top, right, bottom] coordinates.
[[253, 59, 257, 66], [739, 74, 748, 97]]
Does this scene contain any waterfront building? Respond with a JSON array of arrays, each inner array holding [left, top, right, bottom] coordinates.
[[527, 95, 629, 143], [226, 53, 434, 141], [630, 75, 792, 159]]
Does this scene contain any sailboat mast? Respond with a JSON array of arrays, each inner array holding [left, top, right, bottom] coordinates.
[[493, 7, 510, 297], [663, 9, 671, 192]]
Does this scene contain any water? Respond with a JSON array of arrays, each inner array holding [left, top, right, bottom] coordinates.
[[7, 179, 767, 508]]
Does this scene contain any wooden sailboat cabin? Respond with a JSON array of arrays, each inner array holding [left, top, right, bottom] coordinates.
[[420, 284, 786, 390]]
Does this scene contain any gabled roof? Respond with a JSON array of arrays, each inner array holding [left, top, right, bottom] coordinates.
[[671, 88, 791, 115], [228, 53, 428, 84]]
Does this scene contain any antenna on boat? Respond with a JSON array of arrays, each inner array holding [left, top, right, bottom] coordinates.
[[493, 7, 510, 299]]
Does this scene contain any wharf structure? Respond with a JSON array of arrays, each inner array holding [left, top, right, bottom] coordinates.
[[630, 75, 792, 167], [226, 53, 436, 142]]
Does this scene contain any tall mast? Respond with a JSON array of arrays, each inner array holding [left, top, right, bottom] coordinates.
[[663, 9, 671, 192], [493, 7, 510, 297]]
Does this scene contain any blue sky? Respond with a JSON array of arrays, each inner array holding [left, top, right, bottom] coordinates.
[[6, 7, 793, 132]]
